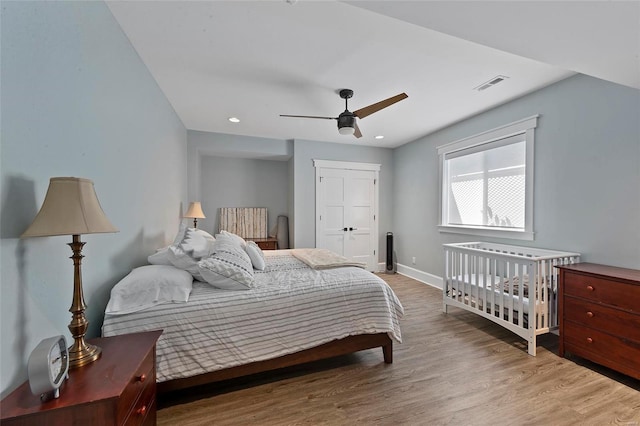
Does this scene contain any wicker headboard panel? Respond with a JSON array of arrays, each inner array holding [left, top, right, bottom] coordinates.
[[219, 207, 267, 239]]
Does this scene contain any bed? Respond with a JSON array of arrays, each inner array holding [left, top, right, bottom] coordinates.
[[102, 247, 404, 393], [443, 242, 580, 355]]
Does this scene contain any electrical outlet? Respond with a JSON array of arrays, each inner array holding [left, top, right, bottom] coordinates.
[[412, 256, 416, 265]]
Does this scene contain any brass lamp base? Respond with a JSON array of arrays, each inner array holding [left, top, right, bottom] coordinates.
[[69, 342, 101, 368], [67, 235, 101, 369]]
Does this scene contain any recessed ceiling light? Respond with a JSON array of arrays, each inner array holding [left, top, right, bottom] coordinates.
[[375, 135, 384, 140], [228, 117, 240, 123]]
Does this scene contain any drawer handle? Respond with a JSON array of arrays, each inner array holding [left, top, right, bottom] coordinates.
[[586, 337, 593, 344], [137, 374, 146, 383], [586, 311, 594, 318], [586, 285, 594, 292], [137, 405, 147, 416]]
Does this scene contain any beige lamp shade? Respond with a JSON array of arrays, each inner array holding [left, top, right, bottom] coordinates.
[[184, 202, 206, 219], [21, 177, 118, 237]]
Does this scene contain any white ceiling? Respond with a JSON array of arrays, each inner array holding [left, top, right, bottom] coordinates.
[[106, 1, 639, 148]]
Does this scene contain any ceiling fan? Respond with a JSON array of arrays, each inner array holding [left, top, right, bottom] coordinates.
[[280, 89, 408, 138]]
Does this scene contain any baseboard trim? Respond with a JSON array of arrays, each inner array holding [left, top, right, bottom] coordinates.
[[396, 264, 442, 289], [376, 262, 442, 289]]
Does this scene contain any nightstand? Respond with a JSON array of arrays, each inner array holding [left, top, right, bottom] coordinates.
[[1, 330, 162, 426], [249, 237, 278, 250]]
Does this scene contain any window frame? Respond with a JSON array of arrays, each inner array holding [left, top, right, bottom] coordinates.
[[437, 115, 538, 241]]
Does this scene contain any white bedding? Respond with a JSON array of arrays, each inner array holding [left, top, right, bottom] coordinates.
[[102, 250, 404, 383]]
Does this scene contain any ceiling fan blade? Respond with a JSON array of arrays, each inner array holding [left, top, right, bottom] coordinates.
[[353, 122, 362, 138], [353, 93, 408, 119], [280, 114, 337, 120]]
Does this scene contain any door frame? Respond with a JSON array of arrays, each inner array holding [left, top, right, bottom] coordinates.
[[313, 159, 380, 270]]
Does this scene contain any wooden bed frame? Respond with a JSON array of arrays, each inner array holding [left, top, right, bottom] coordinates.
[[158, 333, 393, 394]]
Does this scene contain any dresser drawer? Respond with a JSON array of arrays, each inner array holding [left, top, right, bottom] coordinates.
[[563, 296, 640, 342], [124, 374, 156, 426], [563, 321, 640, 379], [563, 271, 640, 312], [117, 346, 155, 424]]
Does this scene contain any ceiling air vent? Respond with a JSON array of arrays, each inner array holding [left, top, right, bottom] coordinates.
[[474, 75, 509, 91]]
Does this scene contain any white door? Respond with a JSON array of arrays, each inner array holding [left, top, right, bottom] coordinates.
[[315, 160, 379, 271]]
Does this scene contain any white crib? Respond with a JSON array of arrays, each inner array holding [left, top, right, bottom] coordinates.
[[443, 242, 580, 355]]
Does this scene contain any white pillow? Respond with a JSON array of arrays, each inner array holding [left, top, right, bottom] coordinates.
[[172, 222, 187, 246], [167, 227, 215, 281], [148, 247, 172, 266], [167, 245, 205, 281], [181, 228, 215, 258], [218, 230, 247, 249], [198, 238, 254, 290], [245, 241, 266, 271], [105, 265, 193, 315]]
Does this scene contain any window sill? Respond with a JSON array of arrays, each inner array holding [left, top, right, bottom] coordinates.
[[438, 225, 534, 241]]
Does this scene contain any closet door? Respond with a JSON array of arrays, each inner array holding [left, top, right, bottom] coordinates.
[[315, 160, 379, 271]]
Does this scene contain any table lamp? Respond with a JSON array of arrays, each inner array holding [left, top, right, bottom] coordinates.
[[184, 202, 205, 228], [21, 177, 118, 368]]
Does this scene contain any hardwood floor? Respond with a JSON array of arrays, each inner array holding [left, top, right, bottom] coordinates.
[[157, 273, 640, 425]]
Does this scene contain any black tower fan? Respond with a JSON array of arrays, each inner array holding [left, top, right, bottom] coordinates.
[[385, 232, 396, 274]]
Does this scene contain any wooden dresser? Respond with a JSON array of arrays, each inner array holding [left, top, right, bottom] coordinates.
[[557, 263, 640, 379], [1, 330, 162, 426]]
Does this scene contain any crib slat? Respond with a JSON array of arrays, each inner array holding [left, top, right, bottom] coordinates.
[[517, 263, 524, 328], [508, 262, 514, 323], [538, 260, 546, 330], [474, 254, 480, 310], [490, 257, 496, 317], [498, 259, 505, 321], [453, 252, 458, 302], [484, 256, 489, 315], [464, 253, 469, 307]]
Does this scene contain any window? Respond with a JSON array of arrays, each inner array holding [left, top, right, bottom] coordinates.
[[438, 116, 537, 240]]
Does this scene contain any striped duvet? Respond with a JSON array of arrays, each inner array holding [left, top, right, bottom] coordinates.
[[102, 251, 404, 383]]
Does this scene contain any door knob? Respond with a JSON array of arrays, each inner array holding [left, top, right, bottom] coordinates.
[[343, 227, 348, 232], [349, 227, 357, 231]]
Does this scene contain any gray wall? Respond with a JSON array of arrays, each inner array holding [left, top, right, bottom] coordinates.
[[199, 156, 289, 234], [187, 131, 293, 239], [393, 74, 640, 278], [0, 2, 187, 395], [187, 132, 394, 260], [187, 130, 292, 202], [292, 139, 394, 259]]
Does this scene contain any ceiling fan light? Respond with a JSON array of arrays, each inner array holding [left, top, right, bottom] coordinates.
[[339, 126, 355, 135]]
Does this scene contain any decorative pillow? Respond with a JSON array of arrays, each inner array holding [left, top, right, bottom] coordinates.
[[105, 265, 193, 315], [172, 222, 188, 246], [166, 226, 216, 281], [181, 228, 215, 258], [218, 230, 247, 249], [198, 238, 254, 290], [167, 245, 205, 281], [245, 241, 266, 271], [147, 247, 172, 266]]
